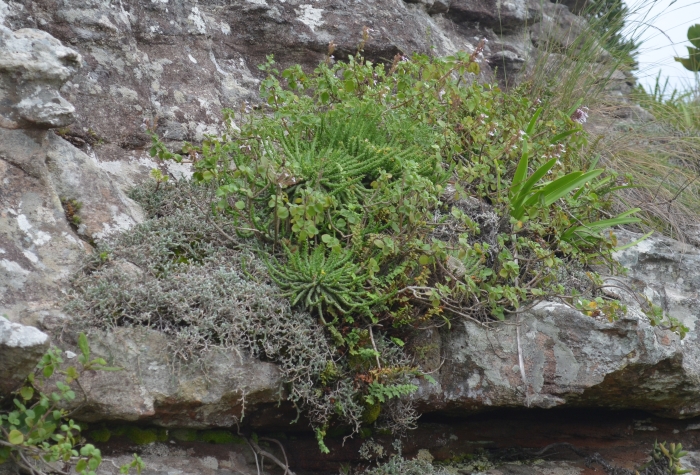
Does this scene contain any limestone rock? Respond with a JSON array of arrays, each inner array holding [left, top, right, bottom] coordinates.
[[0, 316, 50, 395]]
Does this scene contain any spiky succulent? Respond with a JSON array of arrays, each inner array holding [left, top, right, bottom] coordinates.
[[266, 243, 376, 322]]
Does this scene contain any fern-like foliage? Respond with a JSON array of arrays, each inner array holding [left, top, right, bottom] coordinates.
[[365, 381, 419, 406]]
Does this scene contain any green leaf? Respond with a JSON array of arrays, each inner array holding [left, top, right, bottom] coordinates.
[[510, 158, 558, 219], [20, 386, 34, 401], [550, 128, 578, 144], [78, 333, 90, 359], [8, 429, 24, 445], [526, 169, 604, 208], [43, 365, 54, 378], [390, 337, 405, 347], [466, 61, 480, 75], [76, 459, 88, 473], [688, 24, 700, 49], [65, 366, 79, 380], [510, 142, 529, 199], [525, 107, 542, 135]]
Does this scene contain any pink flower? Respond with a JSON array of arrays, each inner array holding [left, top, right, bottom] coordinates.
[[571, 106, 589, 124]]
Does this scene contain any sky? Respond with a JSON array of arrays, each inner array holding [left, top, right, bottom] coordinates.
[[622, 0, 700, 95]]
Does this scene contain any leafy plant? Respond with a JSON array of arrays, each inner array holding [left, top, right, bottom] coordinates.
[[674, 24, 700, 72], [0, 334, 143, 475], [639, 441, 692, 475], [265, 243, 378, 324]]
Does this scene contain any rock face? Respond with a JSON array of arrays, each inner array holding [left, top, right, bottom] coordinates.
[[448, 0, 541, 32], [0, 316, 50, 395], [415, 301, 700, 418], [412, 231, 700, 418], [0, 25, 142, 326], [58, 327, 285, 428], [0, 0, 590, 168], [0, 26, 81, 129]]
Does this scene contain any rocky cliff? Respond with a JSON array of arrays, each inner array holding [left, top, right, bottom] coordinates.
[[1, 1, 698, 474]]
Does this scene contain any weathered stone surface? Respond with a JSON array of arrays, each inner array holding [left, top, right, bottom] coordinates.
[[0, 25, 142, 325], [61, 327, 285, 428], [413, 231, 700, 418], [414, 296, 700, 418], [0, 25, 81, 129], [0, 315, 49, 395], [448, 0, 541, 32]]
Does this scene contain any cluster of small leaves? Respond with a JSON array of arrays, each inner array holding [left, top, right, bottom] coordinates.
[[0, 334, 143, 475]]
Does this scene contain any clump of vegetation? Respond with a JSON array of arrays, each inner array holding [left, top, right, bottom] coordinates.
[[60, 197, 83, 227], [0, 334, 143, 475], [67, 181, 407, 446], [71, 39, 683, 451], [152, 50, 641, 323], [642, 440, 692, 475]]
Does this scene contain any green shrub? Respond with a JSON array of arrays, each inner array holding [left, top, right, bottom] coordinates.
[[151, 50, 642, 326]]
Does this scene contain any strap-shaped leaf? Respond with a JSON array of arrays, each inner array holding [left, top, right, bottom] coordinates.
[[562, 208, 641, 242], [510, 142, 529, 199], [510, 157, 557, 219], [550, 128, 578, 144], [525, 108, 543, 135], [525, 169, 603, 208]]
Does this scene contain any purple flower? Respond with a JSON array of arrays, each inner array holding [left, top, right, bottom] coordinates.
[[571, 106, 589, 124]]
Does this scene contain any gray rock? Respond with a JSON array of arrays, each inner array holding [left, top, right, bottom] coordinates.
[[488, 49, 526, 72], [530, 1, 609, 62], [61, 327, 285, 428], [412, 231, 700, 418], [415, 298, 700, 417], [0, 27, 142, 325], [448, 0, 541, 32], [429, 0, 451, 14], [0, 316, 49, 395], [0, 26, 81, 129]]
